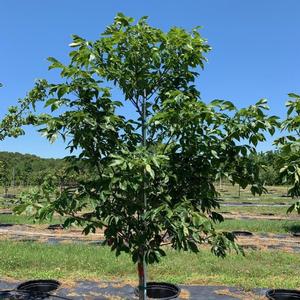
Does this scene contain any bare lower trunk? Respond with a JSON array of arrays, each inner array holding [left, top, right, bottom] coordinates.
[[138, 90, 148, 300], [138, 254, 147, 300]]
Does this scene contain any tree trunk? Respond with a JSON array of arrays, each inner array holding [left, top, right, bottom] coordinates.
[[138, 89, 148, 300], [138, 255, 147, 300]]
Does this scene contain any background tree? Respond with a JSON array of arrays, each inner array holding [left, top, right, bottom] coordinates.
[[0, 152, 65, 187], [275, 93, 300, 212], [251, 151, 281, 186], [6, 14, 278, 299], [0, 160, 10, 196]]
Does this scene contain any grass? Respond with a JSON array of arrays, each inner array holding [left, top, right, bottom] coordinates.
[[1, 185, 300, 291], [221, 197, 294, 205], [218, 205, 292, 215], [219, 195, 294, 204], [1, 212, 299, 234], [1, 241, 300, 290], [217, 219, 300, 234], [0, 214, 64, 225], [217, 184, 294, 204], [217, 184, 289, 196]]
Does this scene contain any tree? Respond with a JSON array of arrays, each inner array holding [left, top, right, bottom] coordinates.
[[251, 151, 281, 186], [6, 14, 278, 299], [275, 93, 300, 212], [0, 160, 10, 196]]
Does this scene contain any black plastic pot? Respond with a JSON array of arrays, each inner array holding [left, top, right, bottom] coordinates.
[[135, 282, 180, 299], [17, 280, 61, 294], [0, 211, 12, 215], [231, 230, 253, 237], [2, 194, 16, 199], [0, 224, 13, 227], [47, 224, 64, 230], [266, 289, 300, 299]]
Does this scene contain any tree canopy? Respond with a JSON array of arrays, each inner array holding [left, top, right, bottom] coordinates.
[[1, 13, 279, 299]]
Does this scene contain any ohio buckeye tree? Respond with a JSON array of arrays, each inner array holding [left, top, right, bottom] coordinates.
[[3, 14, 278, 299]]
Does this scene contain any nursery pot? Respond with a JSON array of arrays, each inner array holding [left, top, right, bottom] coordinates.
[[266, 289, 300, 299], [17, 280, 61, 295], [47, 224, 64, 230], [135, 282, 180, 299], [231, 230, 253, 237]]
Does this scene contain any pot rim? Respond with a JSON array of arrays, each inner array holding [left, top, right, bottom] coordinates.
[[266, 288, 300, 299]]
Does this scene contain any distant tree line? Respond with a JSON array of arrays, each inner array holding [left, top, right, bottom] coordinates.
[[0, 150, 288, 190], [0, 151, 65, 187]]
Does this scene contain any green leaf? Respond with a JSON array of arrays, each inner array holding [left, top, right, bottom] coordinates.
[[109, 159, 124, 167], [288, 93, 300, 99], [45, 98, 58, 108], [256, 98, 268, 105], [145, 164, 155, 179], [57, 86, 68, 99], [47, 57, 64, 70]]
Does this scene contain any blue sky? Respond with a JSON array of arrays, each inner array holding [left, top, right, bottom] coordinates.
[[1, 0, 300, 158]]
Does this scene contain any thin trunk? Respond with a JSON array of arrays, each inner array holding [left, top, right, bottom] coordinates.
[[12, 167, 15, 187], [138, 90, 148, 300], [138, 256, 147, 300]]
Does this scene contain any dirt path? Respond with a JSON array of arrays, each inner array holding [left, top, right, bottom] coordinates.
[[0, 224, 104, 244], [1, 223, 300, 253], [235, 232, 300, 252], [222, 211, 300, 221]]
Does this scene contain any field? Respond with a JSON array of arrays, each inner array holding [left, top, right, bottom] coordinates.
[[0, 184, 300, 292], [1, 241, 300, 290]]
